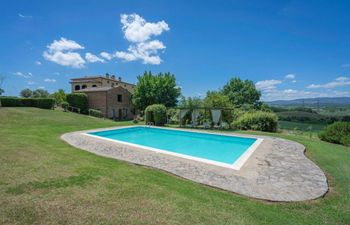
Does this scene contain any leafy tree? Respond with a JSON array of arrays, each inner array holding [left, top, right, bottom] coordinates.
[[33, 88, 49, 98], [204, 91, 232, 108], [178, 96, 203, 109], [221, 77, 261, 106], [132, 71, 181, 110], [50, 89, 67, 104], [20, 88, 33, 98], [0, 74, 5, 96], [204, 91, 235, 123]]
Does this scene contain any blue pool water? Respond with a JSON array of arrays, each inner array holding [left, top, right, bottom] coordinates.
[[89, 127, 257, 165]]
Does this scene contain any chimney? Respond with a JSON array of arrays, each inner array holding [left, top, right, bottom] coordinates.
[[105, 73, 109, 79], [118, 77, 122, 81], [111, 75, 116, 80]]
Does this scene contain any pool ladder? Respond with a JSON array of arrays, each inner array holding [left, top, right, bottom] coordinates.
[[147, 122, 154, 127]]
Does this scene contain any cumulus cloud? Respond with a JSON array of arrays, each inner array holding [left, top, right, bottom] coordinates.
[[115, 14, 169, 65], [307, 76, 350, 89], [100, 52, 113, 60], [47, 37, 84, 52], [43, 38, 86, 68], [13, 72, 32, 79], [35, 61, 41, 65], [121, 13, 169, 43], [85, 53, 104, 63], [285, 73, 295, 79], [44, 78, 56, 83], [115, 40, 166, 64], [255, 79, 282, 91]]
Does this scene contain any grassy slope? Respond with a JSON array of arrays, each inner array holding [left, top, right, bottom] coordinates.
[[0, 108, 349, 225], [278, 120, 326, 132]]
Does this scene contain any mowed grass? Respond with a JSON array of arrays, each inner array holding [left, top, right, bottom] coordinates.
[[0, 108, 349, 225]]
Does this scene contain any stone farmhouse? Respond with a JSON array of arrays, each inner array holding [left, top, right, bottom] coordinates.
[[70, 74, 136, 120]]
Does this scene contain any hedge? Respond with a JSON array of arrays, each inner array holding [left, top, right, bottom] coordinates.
[[232, 111, 278, 132], [66, 93, 88, 114], [319, 122, 350, 146], [88, 109, 104, 118], [61, 102, 69, 112], [0, 97, 55, 109], [145, 104, 167, 126]]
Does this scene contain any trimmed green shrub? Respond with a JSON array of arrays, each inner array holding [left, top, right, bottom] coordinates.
[[145, 104, 167, 126], [0, 97, 54, 109], [319, 122, 350, 146], [61, 102, 69, 112], [66, 93, 88, 114], [33, 98, 55, 109], [232, 111, 278, 132], [88, 109, 104, 118]]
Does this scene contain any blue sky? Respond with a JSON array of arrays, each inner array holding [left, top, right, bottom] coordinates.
[[1, 0, 350, 101]]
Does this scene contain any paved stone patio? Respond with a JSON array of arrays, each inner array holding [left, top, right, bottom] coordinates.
[[61, 126, 328, 202]]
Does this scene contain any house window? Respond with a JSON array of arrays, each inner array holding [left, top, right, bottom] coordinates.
[[75, 85, 80, 91], [117, 94, 122, 102], [92, 85, 97, 87], [82, 85, 87, 89], [111, 83, 115, 87]]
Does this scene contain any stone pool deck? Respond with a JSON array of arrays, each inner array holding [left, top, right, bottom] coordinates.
[[61, 126, 328, 202]]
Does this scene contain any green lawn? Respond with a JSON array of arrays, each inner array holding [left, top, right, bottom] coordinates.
[[1, 108, 349, 225], [278, 120, 327, 132]]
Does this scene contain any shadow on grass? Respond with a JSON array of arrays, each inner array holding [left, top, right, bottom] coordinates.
[[6, 172, 100, 195]]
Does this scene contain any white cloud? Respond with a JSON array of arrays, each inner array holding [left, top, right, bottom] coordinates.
[[120, 13, 169, 43], [85, 53, 104, 63], [283, 89, 298, 94], [100, 52, 113, 60], [35, 61, 41, 65], [115, 40, 166, 64], [43, 37, 86, 68], [46, 37, 84, 52], [18, 13, 32, 19], [37, 86, 45, 89], [43, 51, 85, 68], [285, 73, 295, 79], [27, 81, 35, 85], [255, 79, 282, 91], [307, 76, 350, 89], [116, 14, 169, 65], [262, 88, 350, 101], [44, 78, 56, 83], [13, 72, 32, 79]]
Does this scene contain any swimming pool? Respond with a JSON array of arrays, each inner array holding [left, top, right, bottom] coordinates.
[[87, 126, 263, 170]]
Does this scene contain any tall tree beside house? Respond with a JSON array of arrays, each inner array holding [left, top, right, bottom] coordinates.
[[20, 88, 33, 98], [132, 71, 181, 110], [221, 77, 261, 107], [50, 89, 67, 105]]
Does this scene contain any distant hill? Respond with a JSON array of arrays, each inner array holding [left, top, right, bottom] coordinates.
[[267, 97, 350, 107]]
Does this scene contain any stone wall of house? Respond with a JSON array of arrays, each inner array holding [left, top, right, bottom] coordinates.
[[85, 91, 107, 115], [105, 87, 135, 119]]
